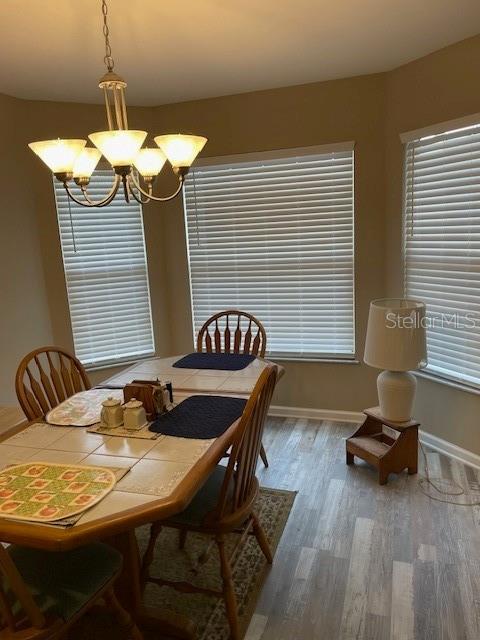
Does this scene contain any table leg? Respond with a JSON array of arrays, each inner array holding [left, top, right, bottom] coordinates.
[[106, 529, 196, 639]]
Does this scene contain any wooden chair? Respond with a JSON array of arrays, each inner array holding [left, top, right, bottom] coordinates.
[[141, 365, 277, 640], [0, 541, 142, 639], [196, 309, 267, 358], [197, 310, 270, 466], [15, 347, 91, 421]]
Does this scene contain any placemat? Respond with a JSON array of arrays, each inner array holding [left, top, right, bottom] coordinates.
[[173, 352, 255, 371], [46, 389, 124, 427], [150, 395, 247, 439], [0, 463, 116, 523]]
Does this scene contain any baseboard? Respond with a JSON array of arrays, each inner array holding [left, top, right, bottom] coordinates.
[[419, 429, 480, 470], [269, 405, 364, 423], [268, 404, 480, 470]]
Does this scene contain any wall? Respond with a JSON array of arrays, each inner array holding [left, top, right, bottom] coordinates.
[[150, 74, 387, 410], [385, 34, 480, 453], [0, 93, 53, 404]]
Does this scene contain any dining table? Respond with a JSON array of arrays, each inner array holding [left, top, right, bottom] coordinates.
[[0, 354, 284, 638]]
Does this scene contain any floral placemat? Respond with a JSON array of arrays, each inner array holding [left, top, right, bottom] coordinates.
[[46, 389, 124, 427], [0, 462, 117, 523]]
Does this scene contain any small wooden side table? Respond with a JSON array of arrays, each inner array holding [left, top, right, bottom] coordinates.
[[346, 406, 419, 485]]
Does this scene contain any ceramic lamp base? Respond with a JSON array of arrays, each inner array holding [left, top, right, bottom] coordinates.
[[377, 370, 416, 422]]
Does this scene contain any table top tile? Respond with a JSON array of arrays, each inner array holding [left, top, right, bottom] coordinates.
[[145, 436, 214, 463], [75, 489, 158, 525], [27, 449, 88, 465], [48, 430, 111, 454], [3, 423, 73, 449], [116, 458, 191, 497], [0, 444, 41, 466], [93, 435, 159, 459], [82, 453, 138, 470]]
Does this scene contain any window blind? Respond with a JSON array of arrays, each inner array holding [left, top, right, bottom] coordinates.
[[54, 170, 155, 367], [184, 148, 355, 358], [404, 123, 480, 387]]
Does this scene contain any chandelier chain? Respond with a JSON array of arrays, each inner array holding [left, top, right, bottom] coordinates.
[[101, 0, 115, 72]]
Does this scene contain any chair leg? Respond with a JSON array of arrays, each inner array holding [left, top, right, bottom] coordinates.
[[178, 528, 188, 550], [216, 535, 240, 640], [140, 522, 162, 587], [260, 442, 269, 468], [252, 512, 273, 564], [104, 587, 143, 640]]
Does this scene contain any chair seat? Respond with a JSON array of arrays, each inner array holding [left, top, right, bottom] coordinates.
[[3, 542, 122, 622], [168, 465, 232, 527]]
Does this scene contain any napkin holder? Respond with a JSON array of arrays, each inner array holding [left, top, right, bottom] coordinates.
[[123, 380, 168, 420]]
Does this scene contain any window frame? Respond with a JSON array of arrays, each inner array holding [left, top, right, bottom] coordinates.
[[183, 142, 356, 362], [54, 170, 155, 370], [402, 118, 480, 393]]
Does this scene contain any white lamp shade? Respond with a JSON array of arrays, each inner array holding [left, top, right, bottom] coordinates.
[[133, 148, 166, 177], [154, 134, 207, 168], [29, 139, 87, 173], [364, 298, 427, 371], [89, 130, 147, 167], [73, 147, 102, 179]]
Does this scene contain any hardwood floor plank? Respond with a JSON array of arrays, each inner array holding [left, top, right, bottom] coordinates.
[[339, 517, 375, 639], [391, 561, 414, 640]]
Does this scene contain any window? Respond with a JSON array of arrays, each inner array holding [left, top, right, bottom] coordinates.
[[183, 145, 355, 359], [54, 170, 155, 367], [404, 122, 480, 388]]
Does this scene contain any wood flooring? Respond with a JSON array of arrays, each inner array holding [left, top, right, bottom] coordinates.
[[246, 416, 480, 640]]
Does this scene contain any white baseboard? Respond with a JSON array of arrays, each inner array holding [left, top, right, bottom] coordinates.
[[269, 405, 363, 423], [268, 405, 480, 470], [419, 429, 480, 470]]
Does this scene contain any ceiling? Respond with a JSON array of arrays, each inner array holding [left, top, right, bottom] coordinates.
[[1, 0, 479, 106]]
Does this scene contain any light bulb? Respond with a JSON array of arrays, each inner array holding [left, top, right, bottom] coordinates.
[[28, 139, 86, 174], [89, 130, 147, 167], [73, 147, 102, 179], [154, 134, 207, 168], [133, 148, 166, 178]]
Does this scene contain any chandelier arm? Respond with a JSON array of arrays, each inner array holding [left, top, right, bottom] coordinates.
[[128, 172, 185, 202], [62, 175, 121, 208], [128, 180, 152, 204]]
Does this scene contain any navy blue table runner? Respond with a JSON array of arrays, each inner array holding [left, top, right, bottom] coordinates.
[[173, 352, 255, 371], [149, 395, 247, 439]]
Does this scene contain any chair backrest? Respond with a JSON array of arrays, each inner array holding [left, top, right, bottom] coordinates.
[[0, 544, 47, 634], [214, 365, 277, 522], [15, 346, 91, 421], [196, 310, 267, 358]]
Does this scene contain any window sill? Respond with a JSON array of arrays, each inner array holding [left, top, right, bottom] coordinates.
[[268, 356, 360, 365], [414, 370, 480, 397]]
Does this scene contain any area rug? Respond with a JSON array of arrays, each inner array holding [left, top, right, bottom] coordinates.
[[69, 487, 296, 640]]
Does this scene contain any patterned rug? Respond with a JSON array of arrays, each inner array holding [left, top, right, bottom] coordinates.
[[69, 487, 296, 640]]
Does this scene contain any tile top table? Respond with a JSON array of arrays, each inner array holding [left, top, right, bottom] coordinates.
[[105, 354, 283, 396]]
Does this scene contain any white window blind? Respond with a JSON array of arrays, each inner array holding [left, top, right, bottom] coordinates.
[[184, 147, 355, 358], [404, 123, 480, 388], [54, 170, 155, 367]]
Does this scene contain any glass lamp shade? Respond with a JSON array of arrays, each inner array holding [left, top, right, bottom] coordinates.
[[133, 148, 167, 178], [73, 147, 102, 179], [154, 134, 207, 168], [28, 139, 87, 174], [88, 130, 147, 167]]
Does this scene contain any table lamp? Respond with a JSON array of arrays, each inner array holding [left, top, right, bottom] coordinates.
[[364, 299, 427, 422]]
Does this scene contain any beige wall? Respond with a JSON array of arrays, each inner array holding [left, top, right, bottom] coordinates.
[[2, 33, 480, 454], [385, 34, 480, 454], [0, 94, 53, 404], [149, 74, 387, 410]]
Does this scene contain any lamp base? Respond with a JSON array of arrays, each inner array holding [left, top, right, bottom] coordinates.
[[377, 370, 416, 422]]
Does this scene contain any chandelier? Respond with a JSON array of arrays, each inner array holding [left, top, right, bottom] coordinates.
[[28, 0, 207, 207]]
